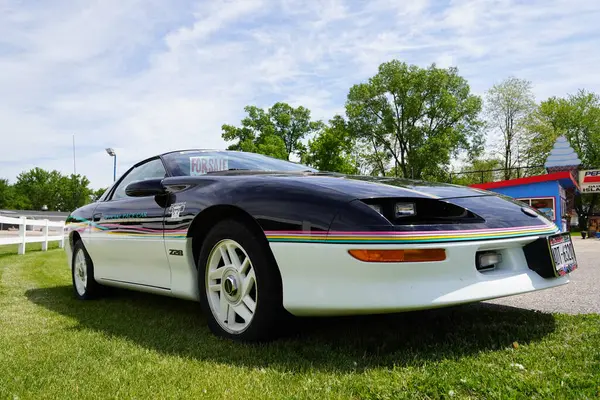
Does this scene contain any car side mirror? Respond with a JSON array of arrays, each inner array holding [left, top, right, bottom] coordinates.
[[125, 179, 165, 197]]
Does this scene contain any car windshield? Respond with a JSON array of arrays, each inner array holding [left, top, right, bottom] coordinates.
[[161, 150, 318, 176]]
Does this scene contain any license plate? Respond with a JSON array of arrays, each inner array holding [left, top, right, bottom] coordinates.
[[548, 233, 578, 276]]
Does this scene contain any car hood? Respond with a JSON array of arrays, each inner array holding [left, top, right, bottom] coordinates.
[[177, 170, 494, 200], [297, 174, 555, 230], [163, 171, 556, 230], [296, 173, 492, 200]]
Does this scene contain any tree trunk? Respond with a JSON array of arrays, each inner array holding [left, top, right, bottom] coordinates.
[[504, 147, 510, 180], [587, 193, 598, 225], [370, 138, 386, 176], [503, 127, 511, 181]]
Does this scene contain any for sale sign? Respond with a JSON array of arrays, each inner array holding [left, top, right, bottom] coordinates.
[[189, 156, 229, 175], [579, 169, 600, 193]]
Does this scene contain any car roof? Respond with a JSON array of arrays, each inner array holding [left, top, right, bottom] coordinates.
[[159, 149, 234, 157]]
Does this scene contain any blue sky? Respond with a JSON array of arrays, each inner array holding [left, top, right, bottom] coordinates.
[[1, 0, 600, 189]]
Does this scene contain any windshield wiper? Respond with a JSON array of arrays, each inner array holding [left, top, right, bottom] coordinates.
[[205, 168, 258, 175]]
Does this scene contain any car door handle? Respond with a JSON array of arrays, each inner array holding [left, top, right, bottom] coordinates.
[[92, 213, 102, 222]]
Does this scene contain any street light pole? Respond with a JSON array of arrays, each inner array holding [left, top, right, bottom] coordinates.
[[105, 148, 117, 181]]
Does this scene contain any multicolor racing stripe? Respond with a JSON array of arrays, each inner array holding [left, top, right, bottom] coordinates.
[[265, 224, 559, 244]]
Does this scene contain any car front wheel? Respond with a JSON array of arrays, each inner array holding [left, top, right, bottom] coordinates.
[[71, 240, 102, 300], [197, 219, 284, 342]]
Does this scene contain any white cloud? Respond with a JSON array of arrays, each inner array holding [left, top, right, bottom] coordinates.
[[0, 0, 599, 189], [165, 0, 266, 49]]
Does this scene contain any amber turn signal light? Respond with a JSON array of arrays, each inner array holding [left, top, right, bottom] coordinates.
[[348, 248, 446, 262]]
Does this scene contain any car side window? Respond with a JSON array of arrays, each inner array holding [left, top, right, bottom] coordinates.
[[110, 158, 167, 200]]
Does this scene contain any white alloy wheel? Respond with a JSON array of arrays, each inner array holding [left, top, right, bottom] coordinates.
[[71, 240, 102, 300], [74, 248, 88, 296], [205, 239, 257, 334]]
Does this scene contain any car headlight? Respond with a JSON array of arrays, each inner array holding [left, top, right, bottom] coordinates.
[[395, 202, 416, 217], [359, 198, 482, 225]]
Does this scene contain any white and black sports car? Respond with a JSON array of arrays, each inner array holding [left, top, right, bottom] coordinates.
[[64, 150, 578, 341]]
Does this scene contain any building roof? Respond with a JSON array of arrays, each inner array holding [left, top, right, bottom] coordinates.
[[469, 171, 580, 191]]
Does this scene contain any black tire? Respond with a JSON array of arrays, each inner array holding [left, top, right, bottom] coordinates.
[[197, 219, 285, 342], [71, 239, 103, 300]]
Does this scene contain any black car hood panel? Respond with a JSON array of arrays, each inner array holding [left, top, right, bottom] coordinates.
[[172, 171, 493, 200], [302, 175, 491, 200], [300, 175, 552, 228]]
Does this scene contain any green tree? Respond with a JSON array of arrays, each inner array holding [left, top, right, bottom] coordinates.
[[345, 60, 483, 181], [57, 174, 93, 211], [268, 102, 322, 159], [350, 136, 391, 177], [222, 106, 272, 154], [485, 77, 537, 179], [525, 90, 600, 167], [0, 179, 30, 210], [254, 133, 289, 160], [524, 89, 600, 228], [0, 179, 11, 209], [522, 97, 573, 171], [451, 158, 503, 185], [91, 187, 108, 202], [222, 102, 323, 160], [13, 168, 62, 211], [301, 116, 359, 174], [13, 168, 92, 211]]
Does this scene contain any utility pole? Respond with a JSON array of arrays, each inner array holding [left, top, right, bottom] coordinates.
[[106, 148, 117, 181], [73, 134, 77, 211], [73, 134, 76, 175]]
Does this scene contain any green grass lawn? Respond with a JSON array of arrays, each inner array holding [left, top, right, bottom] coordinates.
[[1, 245, 599, 399]]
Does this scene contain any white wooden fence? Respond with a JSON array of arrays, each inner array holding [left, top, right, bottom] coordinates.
[[0, 215, 65, 254]]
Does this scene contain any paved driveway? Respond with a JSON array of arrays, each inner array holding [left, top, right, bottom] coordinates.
[[488, 236, 600, 314]]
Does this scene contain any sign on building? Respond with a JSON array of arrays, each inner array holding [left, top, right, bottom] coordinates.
[[579, 169, 600, 193]]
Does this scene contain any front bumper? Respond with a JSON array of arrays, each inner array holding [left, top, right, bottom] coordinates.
[[269, 235, 570, 316]]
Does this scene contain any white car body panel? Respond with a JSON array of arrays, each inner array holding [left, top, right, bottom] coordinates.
[[65, 225, 571, 317], [87, 234, 171, 289], [65, 231, 200, 301], [166, 237, 199, 301], [268, 235, 569, 316]]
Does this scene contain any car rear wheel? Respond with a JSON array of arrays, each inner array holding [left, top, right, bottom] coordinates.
[[198, 219, 284, 342], [71, 240, 102, 300]]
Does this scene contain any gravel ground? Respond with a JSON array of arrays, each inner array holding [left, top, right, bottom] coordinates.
[[487, 235, 600, 315]]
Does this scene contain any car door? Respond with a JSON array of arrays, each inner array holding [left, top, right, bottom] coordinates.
[[85, 157, 171, 289]]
